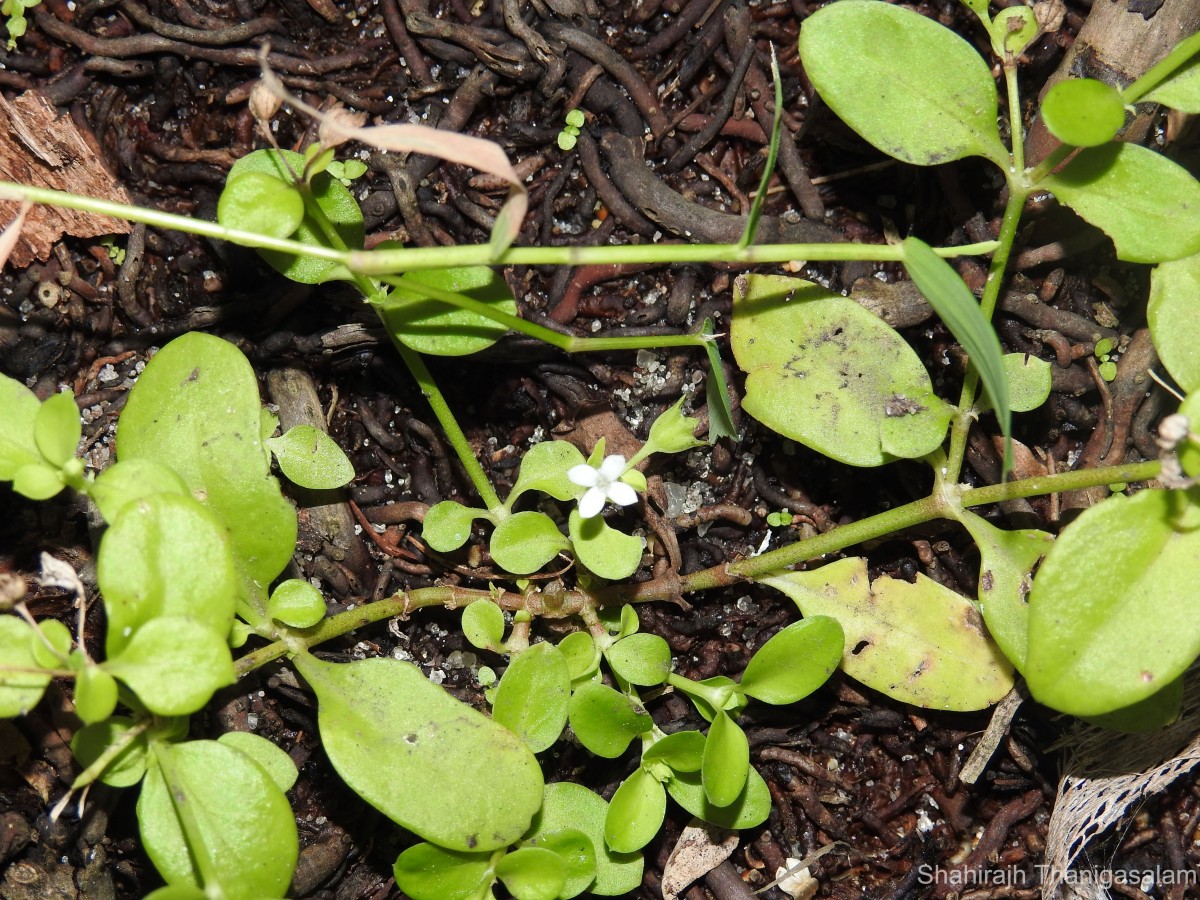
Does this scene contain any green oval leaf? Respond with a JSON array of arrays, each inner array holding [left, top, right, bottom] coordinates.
[[264, 424, 354, 490], [558, 630, 600, 682], [422, 501, 485, 553], [13, 461, 64, 500], [216, 731, 299, 793], [30, 618, 71, 669], [0, 616, 52, 717], [666, 764, 771, 830], [74, 664, 118, 725], [605, 633, 672, 687], [1043, 143, 1200, 263], [292, 654, 543, 852], [526, 783, 642, 896], [798, 0, 1007, 167], [393, 843, 493, 900], [266, 578, 327, 629], [1149, 253, 1200, 392], [138, 740, 298, 900], [90, 459, 190, 525], [568, 510, 644, 581], [1026, 489, 1200, 716], [491, 511, 570, 575], [604, 768, 667, 853], [379, 266, 518, 356], [0, 372, 41, 481], [71, 717, 148, 788], [462, 600, 506, 651], [567, 681, 652, 758], [739, 617, 843, 705], [33, 390, 80, 468], [701, 711, 749, 807], [506, 440, 588, 507], [493, 643, 571, 752], [1040, 78, 1126, 147], [763, 558, 1015, 711], [103, 617, 235, 717], [1001, 353, 1052, 413], [216, 172, 305, 240], [732, 274, 951, 466], [495, 845, 567, 900], [519, 827, 596, 900], [642, 730, 706, 774]]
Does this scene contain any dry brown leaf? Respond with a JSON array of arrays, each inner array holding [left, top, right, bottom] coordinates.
[[661, 822, 738, 900], [0, 91, 131, 268]]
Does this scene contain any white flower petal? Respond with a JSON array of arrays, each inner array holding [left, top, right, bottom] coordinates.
[[606, 480, 639, 508], [568, 464, 600, 488], [577, 487, 606, 518], [598, 454, 627, 480]]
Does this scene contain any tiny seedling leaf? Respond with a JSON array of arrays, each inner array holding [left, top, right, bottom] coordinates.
[[493, 642, 571, 752], [495, 846, 567, 900], [1000, 353, 1052, 413], [1026, 488, 1200, 716], [605, 767, 667, 853], [1043, 142, 1200, 263], [102, 617, 235, 717], [701, 710, 749, 807], [264, 424, 354, 490], [462, 599, 506, 651], [33, 390, 80, 468], [763, 557, 1015, 711], [565, 109, 586, 128], [71, 717, 148, 788], [640, 397, 705, 458], [666, 764, 771, 830], [74, 664, 119, 725], [1040, 79, 1126, 147], [990, 6, 1039, 58], [292, 653, 543, 852], [526, 783, 643, 896], [506, 439, 588, 506], [266, 578, 327, 629], [519, 828, 596, 900], [798, 1, 1008, 168], [392, 843, 493, 900], [0, 616, 52, 717], [378, 265, 518, 357], [216, 172, 305, 240], [738, 616, 844, 705], [138, 740, 298, 900], [90, 459, 189, 525], [1149, 252, 1200, 392], [422, 500, 484, 553], [491, 511, 570, 575], [568, 680, 652, 757], [568, 510, 644, 581], [605, 632, 672, 686], [732, 274, 951, 467], [216, 732, 299, 793]]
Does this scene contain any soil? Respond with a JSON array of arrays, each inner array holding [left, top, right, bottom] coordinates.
[[1, 1, 1199, 899]]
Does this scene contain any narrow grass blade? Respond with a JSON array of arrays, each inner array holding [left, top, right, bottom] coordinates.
[[738, 46, 783, 250]]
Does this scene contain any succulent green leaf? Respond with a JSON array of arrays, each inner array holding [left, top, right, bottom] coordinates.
[[1026, 488, 1200, 716], [493, 642, 571, 752], [223, 149, 363, 283], [567, 681, 652, 757], [1000, 353, 1052, 413], [565, 109, 586, 128], [954, 509, 1054, 670], [103, 617, 235, 717], [0, 372, 41, 481], [568, 509, 644, 580], [423, 501, 485, 553], [264, 424, 354, 489], [901, 237, 1010, 470], [701, 711, 749, 807], [491, 511, 570, 575], [739, 617, 843, 704], [13, 461, 64, 500], [1149, 253, 1200, 392], [74, 664, 119, 725], [393, 843, 494, 900], [33, 390, 80, 468], [217, 732, 299, 793], [495, 846, 567, 900], [519, 828, 596, 900], [605, 767, 667, 853], [266, 578, 327, 629], [1142, 56, 1200, 112], [642, 730, 705, 773], [138, 740, 298, 900], [216, 172, 305, 240], [732, 274, 951, 466], [71, 717, 149, 788], [97, 493, 238, 658], [117, 333, 297, 599], [526, 783, 643, 896], [90, 459, 190, 525], [1043, 143, 1200, 263], [292, 654, 542, 851], [506, 440, 588, 506], [666, 764, 770, 830], [379, 266, 518, 356], [463, 600, 506, 651], [798, 0, 1007, 167], [1040, 79, 1126, 147], [763, 558, 1015, 711], [0, 616, 52, 716], [558, 630, 600, 682], [605, 633, 672, 687], [557, 131, 579, 152]]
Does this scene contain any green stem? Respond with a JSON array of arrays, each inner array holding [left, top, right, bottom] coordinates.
[[396, 344, 503, 511], [1005, 62, 1025, 178]]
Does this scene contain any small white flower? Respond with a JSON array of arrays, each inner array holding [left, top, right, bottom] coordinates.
[[568, 454, 638, 518]]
